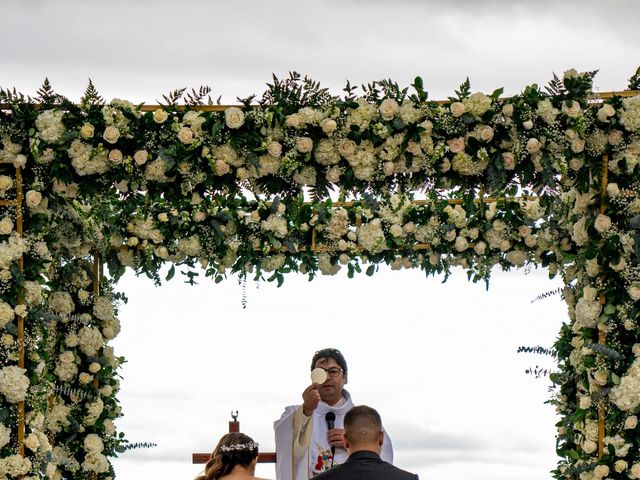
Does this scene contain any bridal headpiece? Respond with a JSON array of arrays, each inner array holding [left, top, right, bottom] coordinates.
[[219, 441, 259, 452]]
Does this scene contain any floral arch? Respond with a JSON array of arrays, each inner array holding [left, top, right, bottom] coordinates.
[[0, 69, 639, 479]]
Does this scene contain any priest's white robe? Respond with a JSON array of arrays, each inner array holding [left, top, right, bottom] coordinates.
[[273, 391, 393, 480]]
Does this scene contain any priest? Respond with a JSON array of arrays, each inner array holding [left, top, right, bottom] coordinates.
[[274, 348, 393, 480]]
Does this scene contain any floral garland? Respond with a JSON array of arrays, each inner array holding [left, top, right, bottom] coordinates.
[[0, 69, 639, 478]]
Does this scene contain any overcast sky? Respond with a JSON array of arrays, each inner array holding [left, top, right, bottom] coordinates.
[[2, 1, 639, 479]]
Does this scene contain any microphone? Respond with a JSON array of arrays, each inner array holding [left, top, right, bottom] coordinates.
[[325, 412, 336, 466]]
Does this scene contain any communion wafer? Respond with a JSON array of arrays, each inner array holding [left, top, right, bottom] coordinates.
[[311, 367, 328, 384]]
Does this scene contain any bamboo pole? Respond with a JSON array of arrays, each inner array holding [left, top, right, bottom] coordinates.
[[15, 166, 25, 457], [597, 154, 609, 459]]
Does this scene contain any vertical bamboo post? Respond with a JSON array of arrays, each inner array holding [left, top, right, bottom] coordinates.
[[15, 166, 25, 456], [597, 154, 609, 458]]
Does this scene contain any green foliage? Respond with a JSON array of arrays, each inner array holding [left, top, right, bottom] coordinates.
[[261, 72, 333, 112]]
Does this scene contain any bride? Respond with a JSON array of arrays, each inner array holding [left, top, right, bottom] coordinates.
[[195, 432, 270, 480]]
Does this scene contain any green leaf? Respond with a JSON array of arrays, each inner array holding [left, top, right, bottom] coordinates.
[[490, 87, 504, 99], [366, 265, 375, 276], [611, 373, 620, 385], [604, 304, 616, 315], [165, 265, 175, 281]]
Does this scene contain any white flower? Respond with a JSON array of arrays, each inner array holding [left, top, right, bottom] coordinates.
[[296, 137, 313, 153], [447, 137, 465, 154], [84, 433, 104, 453], [526, 138, 542, 154], [561, 99, 581, 117], [82, 451, 109, 473], [80, 122, 95, 139], [571, 217, 589, 246], [454, 236, 469, 252], [450, 102, 465, 117], [610, 357, 640, 411], [0, 216, 13, 235], [35, 110, 65, 143], [108, 149, 123, 164], [594, 214, 612, 233], [624, 415, 638, 429], [357, 219, 387, 254], [379, 98, 399, 121], [463, 92, 492, 118], [597, 103, 616, 123], [0, 365, 30, 402], [628, 285, 640, 301], [49, 291, 75, 315], [153, 108, 169, 123], [0, 424, 10, 449], [133, 150, 149, 165], [102, 126, 120, 144], [619, 95, 640, 131], [78, 326, 103, 356], [25, 190, 43, 210], [224, 107, 245, 129], [320, 118, 337, 135], [506, 250, 527, 266], [177, 126, 194, 144]]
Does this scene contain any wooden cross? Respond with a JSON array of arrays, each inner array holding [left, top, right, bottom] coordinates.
[[191, 412, 277, 464]]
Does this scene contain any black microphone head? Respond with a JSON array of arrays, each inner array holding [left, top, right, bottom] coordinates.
[[325, 412, 336, 422]]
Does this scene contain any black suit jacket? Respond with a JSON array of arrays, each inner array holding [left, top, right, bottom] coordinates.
[[313, 450, 419, 480]]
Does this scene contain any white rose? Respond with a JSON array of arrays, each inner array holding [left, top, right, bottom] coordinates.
[[597, 104, 616, 123], [571, 138, 585, 153], [569, 157, 584, 171], [608, 130, 623, 145], [25, 190, 43, 210], [607, 183, 620, 197], [382, 161, 395, 176], [582, 440, 597, 454], [133, 150, 148, 166], [194, 211, 207, 222], [153, 108, 169, 123], [338, 139, 356, 157], [284, 113, 302, 128], [594, 214, 612, 233], [448, 137, 465, 154], [102, 126, 120, 144], [154, 246, 168, 259], [177, 127, 194, 144], [79, 372, 93, 384], [502, 152, 516, 170], [0, 217, 13, 235], [473, 126, 491, 144], [454, 236, 469, 252], [593, 369, 608, 385], [450, 102, 465, 117], [296, 137, 313, 153], [474, 241, 487, 255], [522, 119, 534, 130], [561, 99, 581, 117], [224, 107, 245, 129], [579, 396, 592, 409], [80, 123, 95, 139], [320, 118, 337, 135], [89, 363, 101, 373], [214, 159, 230, 176], [526, 138, 542, 154], [379, 98, 399, 121], [157, 212, 169, 222], [615, 460, 628, 473], [108, 149, 123, 165], [267, 141, 282, 157], [502, 104, 514, 117], [628, 285, 640, 301], [624, 415, 638, 429]]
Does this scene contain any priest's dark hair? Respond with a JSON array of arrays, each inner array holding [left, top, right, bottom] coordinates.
[[311, 347, 348, 375], [195, 432, 258, 480]]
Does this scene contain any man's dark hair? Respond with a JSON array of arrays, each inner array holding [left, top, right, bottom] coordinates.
[[344, 405, 382, 444], [311, 348, 348, 375]]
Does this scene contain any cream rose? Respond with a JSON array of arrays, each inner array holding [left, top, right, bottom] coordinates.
[[569, 157, 584, 171], [25, 190, 43, 209], [450, 102, 465, 117], [320, 118, 337, 135], [177, 127, 194, 144], [502, 152, 516, 170], [502, 104, 514, 117], [108, 149, 123, 164], [625, 415, 638, 429], [267, 141, 282, 157], [608, 130, 623, 145], [379, 98, 399, 121], [224, 107, 245, 129], [561, 99, 581, 117], [133, 150, 148, 165], [0, 217, 13, 235], [447, 137, 465, 154], [522, 119, 534, 130], [80, 123, 95, 139], [597, 103, 616, 123], [526, 138, 542, 154], [478, 125, 494, 142], [338, 139, 356, 157], [296, 137, 313, 153], [628, 285, 640, 301], [102, 126, 120, 144], [153, 108, 169, 123], [594, 214, 612, 233]]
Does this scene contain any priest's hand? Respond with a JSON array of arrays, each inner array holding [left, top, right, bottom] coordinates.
[[327, 428, 346, 449], [302, 384, 320, 416]]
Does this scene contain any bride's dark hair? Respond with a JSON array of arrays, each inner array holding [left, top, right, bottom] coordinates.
[[195, 432, 259, 480]]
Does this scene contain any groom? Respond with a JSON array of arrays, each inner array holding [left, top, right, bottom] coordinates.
[[273, 348, 393, 480], [314, 405, 419, 480]]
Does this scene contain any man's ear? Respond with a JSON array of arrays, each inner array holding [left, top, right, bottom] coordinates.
[[378, 431, 384, 446], [343, 433, 351, 452], [344, 374, 348, 385]]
